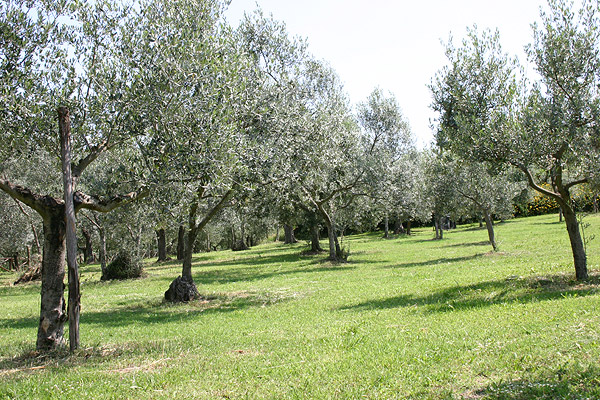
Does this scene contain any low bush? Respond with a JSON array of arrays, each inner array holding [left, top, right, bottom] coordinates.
[[102, 251, 143, 280]]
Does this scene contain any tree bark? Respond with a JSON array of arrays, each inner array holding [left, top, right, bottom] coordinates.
[[37, 208, 67, 350], [156, 228, 167, 262], [406, 220, 412, 235], [483, 209, 498, 252]]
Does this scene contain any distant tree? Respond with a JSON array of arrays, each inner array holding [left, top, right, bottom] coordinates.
[[422, 150, 459, 240], [357, 88, 414, 238], [450, 159, 523, 251]]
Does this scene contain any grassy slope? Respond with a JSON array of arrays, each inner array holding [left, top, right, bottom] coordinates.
[[0, 213, 599, 399]]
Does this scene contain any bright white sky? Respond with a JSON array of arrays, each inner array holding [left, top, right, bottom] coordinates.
[[224, 0, 548, 147]]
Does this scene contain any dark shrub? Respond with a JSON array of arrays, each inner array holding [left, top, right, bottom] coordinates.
[[102, 251, 143, 280]]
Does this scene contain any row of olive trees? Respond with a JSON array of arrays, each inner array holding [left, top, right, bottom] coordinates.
[[430, 0, 600, 280], [0, 0, 417, 351]]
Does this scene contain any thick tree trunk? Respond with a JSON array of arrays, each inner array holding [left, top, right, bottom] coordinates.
[[81, 227, 94, 264], [37, 210, 67, 350], [177, 225, 185, 261], [483, 209, 498, 252], [562, 206, 588, 280], [283, 224, 297, 244], [156, 228, 167, 262], [406, 220, 412, 235]]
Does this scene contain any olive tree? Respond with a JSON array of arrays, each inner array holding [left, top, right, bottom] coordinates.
[[1, 0, 149, 350]]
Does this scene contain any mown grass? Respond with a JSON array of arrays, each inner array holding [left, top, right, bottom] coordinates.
[[0, 213, 599, 399]]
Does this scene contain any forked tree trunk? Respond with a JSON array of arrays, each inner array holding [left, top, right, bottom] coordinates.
[[483, 209, 497, 252], [156, 228, 167, 262]]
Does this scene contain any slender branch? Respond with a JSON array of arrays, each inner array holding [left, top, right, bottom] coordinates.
[[564, 177, 589, 191], [72, 140, 110, 179], [513, 162, 561, 200]]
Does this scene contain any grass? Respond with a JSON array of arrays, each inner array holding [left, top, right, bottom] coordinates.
[[0, 213, 599, 399]]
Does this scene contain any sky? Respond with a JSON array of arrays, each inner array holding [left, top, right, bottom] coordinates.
[[224, 0, 548, 147]]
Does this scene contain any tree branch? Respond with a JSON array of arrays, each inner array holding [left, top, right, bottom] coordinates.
[[512, 162, 560, 200], [0, 178, 53, 216], [74, 187, 149, 213]]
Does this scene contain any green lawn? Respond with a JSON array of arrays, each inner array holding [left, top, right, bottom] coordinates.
[[1, 213, 599, 399]]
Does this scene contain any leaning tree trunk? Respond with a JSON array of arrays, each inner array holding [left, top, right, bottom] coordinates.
[[156, 228, 167, 262], [37, 209, 67, 350], [483, 209, 498, 252], [561, 205, 588, 280]]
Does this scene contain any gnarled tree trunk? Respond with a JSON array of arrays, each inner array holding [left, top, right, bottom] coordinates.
[[37, 209, 68, 350]]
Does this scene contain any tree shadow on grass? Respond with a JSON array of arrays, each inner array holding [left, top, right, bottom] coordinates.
[[192, 264, 356, 285], [339, 272, 600, 313], [0, 287, 296, 339], [443, 241, 491, 248], [468, 364, 600, 399], [384, 254, 483, 269]]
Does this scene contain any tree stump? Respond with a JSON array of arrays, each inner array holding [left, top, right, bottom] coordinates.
[[164, 276, 199, 302]]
